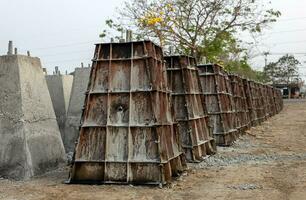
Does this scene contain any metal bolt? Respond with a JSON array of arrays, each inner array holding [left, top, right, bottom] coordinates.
[[7, 41, 13, 55]]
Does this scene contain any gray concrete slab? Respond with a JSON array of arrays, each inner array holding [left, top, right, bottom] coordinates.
[[64, 67, 91, 152], [46, 73, 73, 139], [0, 54, 66, 180]]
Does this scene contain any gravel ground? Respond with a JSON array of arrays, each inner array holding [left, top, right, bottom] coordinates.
[[191, 135, 306, 168]]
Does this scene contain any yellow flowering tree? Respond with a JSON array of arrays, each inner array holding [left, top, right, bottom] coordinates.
[[103, 0, 280, 66]]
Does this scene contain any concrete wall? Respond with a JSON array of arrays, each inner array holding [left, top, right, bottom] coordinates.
[[64, 67, 91, 152], [0, 55, 66, 180], [46, 74, 73, 139]]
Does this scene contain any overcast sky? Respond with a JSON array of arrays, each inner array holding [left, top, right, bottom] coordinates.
[[0, 0, 125, 74], [251, 0, 306, 79], [0, 0, 306, 77]]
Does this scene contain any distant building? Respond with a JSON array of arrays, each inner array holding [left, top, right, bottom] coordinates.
[[272, 82, 304, 99]]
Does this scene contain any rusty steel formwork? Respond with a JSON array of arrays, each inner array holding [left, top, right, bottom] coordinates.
[[270, 87, 278, 115], [243, 79, 283, 126], [279, 89, 284, 111], [243, 78, 257, 126], [273, 88, 283, 114], [228, 74, 250, 133], [266, 85, 277, 118], [259, 83, 269, 121], [264, 85, 274, 117], [197, 64, 238, 146], [165, 55, 216, 162], [248, 81, 266, 125], [68, 41, 186, 186]]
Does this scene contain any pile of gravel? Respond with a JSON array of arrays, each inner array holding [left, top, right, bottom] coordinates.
[[192, 152, 306, 169], [228, 183, 262, 190]]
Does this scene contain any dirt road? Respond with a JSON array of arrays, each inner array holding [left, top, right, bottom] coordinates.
[[1, 100, 306, 200]]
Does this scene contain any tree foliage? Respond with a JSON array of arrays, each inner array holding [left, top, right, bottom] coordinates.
[[103, 0, 280, 59], [223, 57, 266, 82], [101, 0, 281, 81], [263, 54, 301, 84]]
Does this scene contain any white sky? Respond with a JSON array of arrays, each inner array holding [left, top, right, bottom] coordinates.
[[0, 0, 306, 77], [0, 0, 125, 74], [250, 0, 306, 79]]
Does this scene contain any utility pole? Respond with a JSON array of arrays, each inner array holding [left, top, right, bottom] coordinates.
[[263, 52, 270, 68]]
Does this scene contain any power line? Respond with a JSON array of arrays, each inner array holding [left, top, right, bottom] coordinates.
[[270, 40, 306, 46], [43, 57, 92, 64], [34, 41, 97, 50], [17, 28, 306, 52], [278, 16, 306, 22], [269, 52, 306, 55], [38, 49, 92, 57], [252, 52, 306, 57], [281, 40, 306, 44], [267, 28, 306, 34], [20, 40, 100, 51]]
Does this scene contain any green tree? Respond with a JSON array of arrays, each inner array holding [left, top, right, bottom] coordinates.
[[263, 54, 301, 84], [223, 56, 266, 82], [102, 0, 280, 62]]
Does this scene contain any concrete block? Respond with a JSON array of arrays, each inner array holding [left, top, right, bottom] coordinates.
[[46, 73, 73, 139], [0, 55, 66, 180], [64, 67, 91, 152]]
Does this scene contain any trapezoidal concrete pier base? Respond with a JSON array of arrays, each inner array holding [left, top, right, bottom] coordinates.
[[0, 54, 66, 180]]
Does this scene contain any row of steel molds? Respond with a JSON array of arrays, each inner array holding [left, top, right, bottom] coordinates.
[[256, 82, 268, 124], [238, 76, 252, 130], [258, 85, 283, 117], [265, 85, 277, 118], [247, 80, 263, 126], [269, 87, 277, 116], [243, 79, 283, 126], [67, 41, 186, 186], [165, 55, 216, 162], [228, 74, 251, 133], [270, 87, 280, 115], [197, 64, 238, 146], [261, 84, 282, 118], [242, 78, 257, 126], [273, 89, 283, 113], [280, 90, 284, 109]]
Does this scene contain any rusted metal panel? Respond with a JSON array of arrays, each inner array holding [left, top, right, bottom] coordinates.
[[197, 64, 238, 146], [279, 90, 284, 111], [238, 76, 251, 129], [265, 85, 276, 117], [229, 74, 250, 133], [244, 80, 283, 125], [264, 86, 272, 117], [68, 41, 186, 186], [257, 83, 267, 123], [269, 86, 277, 116], [255, 82, 265, 123], [165, 55, 216, 162], [273, 88, 283, 114], [243, 78, 256, 126], [248, 81, 258, 126], [247, 81, 264, 126]]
